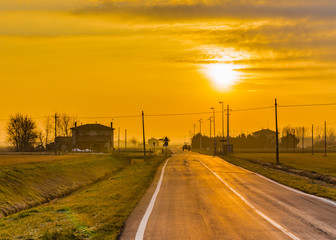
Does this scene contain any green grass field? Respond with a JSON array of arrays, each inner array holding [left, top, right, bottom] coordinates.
[[232, 153, 336, 177], [0, 154, 168, 239]]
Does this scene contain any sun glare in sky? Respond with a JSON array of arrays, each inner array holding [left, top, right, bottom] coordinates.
[[1, 0, 336, 143], [203, 63, 241, 90]]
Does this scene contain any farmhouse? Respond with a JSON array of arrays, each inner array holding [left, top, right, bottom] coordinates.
[[252, 128, 276, 148], [71, 123, 114, 152], [252, 128, 276, 140]]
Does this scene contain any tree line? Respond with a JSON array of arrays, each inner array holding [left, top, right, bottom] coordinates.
[[7, 113, 76, 152], [191, 125, 335, 150]]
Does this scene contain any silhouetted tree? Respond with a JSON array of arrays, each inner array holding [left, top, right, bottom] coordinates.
[[43, 116, 52, 146], [52, 113, 76, 137], [7, 114, 38, 152], [280, 132, 299, 149], [130, 137, 138, 147]]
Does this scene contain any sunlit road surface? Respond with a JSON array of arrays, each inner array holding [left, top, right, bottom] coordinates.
[[121, 150, 336, 240]]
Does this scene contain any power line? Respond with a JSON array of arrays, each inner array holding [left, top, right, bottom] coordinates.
[[78, 115, 141, 119], [146, 111, 213, 117], [232, 106, 274, 112], [0, 102, 335, 122], [279, 103, 336, 108], [0, 116, 49, 122], [146, 106, 274, 117]]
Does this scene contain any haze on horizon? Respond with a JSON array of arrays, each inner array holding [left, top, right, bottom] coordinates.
[[1, 0, 336, 144]]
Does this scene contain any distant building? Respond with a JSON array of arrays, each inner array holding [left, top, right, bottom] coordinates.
[[252, 128, 276, 140], [71, 123, 114, 152], [148, 138, 161, 149], [46, 137, 72, 152], [252, 128, 276, 148]]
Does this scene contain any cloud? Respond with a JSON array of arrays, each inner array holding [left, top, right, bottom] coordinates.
[[0, 0, 96, 10], [75, 0, 336, 20]]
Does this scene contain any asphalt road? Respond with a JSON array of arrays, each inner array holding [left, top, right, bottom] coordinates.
[[121, 150, 336, 240]]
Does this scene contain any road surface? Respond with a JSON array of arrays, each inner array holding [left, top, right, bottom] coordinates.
[[121, 150, 336, 240]]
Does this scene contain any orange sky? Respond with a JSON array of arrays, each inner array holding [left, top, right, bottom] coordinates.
[[0, 0, 336, 144]]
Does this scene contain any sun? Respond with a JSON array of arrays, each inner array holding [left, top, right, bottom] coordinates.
[[203, 63, 241, 90]]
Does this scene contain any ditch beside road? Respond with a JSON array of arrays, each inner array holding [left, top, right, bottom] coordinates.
[[0, 153, 169, 239]]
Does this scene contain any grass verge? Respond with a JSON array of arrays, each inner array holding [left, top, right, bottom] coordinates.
[[233, 153, 336, 177], [0, 154, 168, 239], [0, 154, 128, 218], [193, 150, 336, 201]]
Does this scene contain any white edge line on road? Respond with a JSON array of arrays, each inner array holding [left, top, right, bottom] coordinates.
[[198, 159, 301, 240], [193, 152, 336, 208], [135, 158, 170, 240], [220, 156, 336, 208]]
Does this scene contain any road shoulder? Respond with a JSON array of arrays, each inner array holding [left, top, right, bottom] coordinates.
[[119, 157, 170, 240]]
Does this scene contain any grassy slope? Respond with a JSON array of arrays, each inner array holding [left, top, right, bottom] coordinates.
[[0, 155, 167, 239], [233, 153, 336, 177], [194, 150, 336, 201], [0, 155, 129, 218], [0, 155, 85, 167]]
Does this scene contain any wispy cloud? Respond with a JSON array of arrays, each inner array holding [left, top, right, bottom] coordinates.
[[76, 0, 336, 20]]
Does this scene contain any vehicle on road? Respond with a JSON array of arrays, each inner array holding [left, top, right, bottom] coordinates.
[[182, 144, 191, 151]]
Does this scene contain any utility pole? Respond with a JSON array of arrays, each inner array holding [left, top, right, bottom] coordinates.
[[312, 124, 314, 155], [209, 117, 212, 138], [192, 123, 196, 149], [219, 101, 225, 154], [293, 129, 296, 153], [111, 121, 114, 153], [302, 127, 305, 153], [142, 111, 146, 159], [324, 121, 327, 157], [287, 130, 289, 152], [219, 101, 224, 138], [227, 105, 230, 144], [125, 129, 127, 149], [118, 127, 120, 151], [199, 119, 203, 150], [211, 107, 216, 155], [54, 113, 58, 155], [275, 99, 279, 164]]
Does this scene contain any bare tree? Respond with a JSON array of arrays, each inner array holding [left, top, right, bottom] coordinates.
[[315, 126, 323, 141], [52, 113, 77, 137], [60, 113, 72, 137], [130, 137, 138, 148], [327, 128, 335, 144], [37, 131, 44, 146], [43, 116, 52, 146], [7, 114, 38, 152]]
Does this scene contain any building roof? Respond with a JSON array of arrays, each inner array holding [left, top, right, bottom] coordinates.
[[71, 124, 114, 131], [252, 128, 276, 135]]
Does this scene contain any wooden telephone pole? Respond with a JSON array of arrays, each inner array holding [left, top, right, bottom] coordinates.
[[324, 121, 327, 157], [125, 129, 127, 149], [199, 119, 203, 150], [54, 114, 58, 155], [275, 99, 279, 164], [142, 111, 146, 159]]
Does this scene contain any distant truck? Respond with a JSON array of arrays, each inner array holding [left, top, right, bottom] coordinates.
[[182, 144, 191, 151]]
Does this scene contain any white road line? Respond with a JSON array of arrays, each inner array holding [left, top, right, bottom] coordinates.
[[220, 156, 336, 207], [193, 152, 336, 207], [198, 159, 301, 240], [135, 158, 170, 240]]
